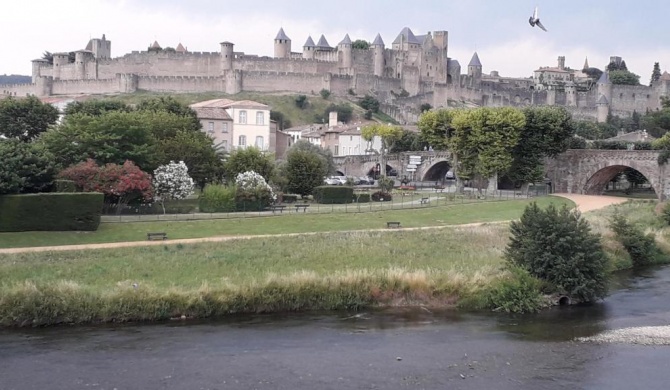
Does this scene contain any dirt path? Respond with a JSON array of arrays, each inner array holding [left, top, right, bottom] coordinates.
[[0, 194, 632, 254]]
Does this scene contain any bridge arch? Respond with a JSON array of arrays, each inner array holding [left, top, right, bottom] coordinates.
[[580, 162, 660, 199], [421, 158, 452, 181]]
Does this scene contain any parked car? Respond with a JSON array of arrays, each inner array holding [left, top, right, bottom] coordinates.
[[323, 177, 341, 185], [388, 168, 398, 177], [357, 176, 375, 185], [445, 170, 455, 180], [333, 176, 348, 185]]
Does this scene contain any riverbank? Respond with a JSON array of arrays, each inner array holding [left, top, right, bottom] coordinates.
[[1, 198, 668, 327]]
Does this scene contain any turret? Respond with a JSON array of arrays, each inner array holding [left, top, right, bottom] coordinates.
[[565, 82, 577, 107], [75, 50, 94, 80], [371, 33, 385, 77], [87, 34, 111, 60], [220, 41, 234, 72], [303, 36, 316, 59], [597, 94, 610, 123], [338, 34, 353, 71], [52, 52, 70, 80], [557, 56, 565, 70], [31, 59, 48, 83], [274, 28, 291, 59], [467, 52, 482, 82], [597, 71, 612, 103]]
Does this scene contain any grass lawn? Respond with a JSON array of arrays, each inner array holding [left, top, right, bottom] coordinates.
[[0, 197, 573, 249]]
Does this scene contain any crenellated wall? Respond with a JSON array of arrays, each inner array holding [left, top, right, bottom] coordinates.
[[611, 84, 658, 115], [51, 78, 118, 95], [136, 75, 225, 93], [1, 83, 35, 97]]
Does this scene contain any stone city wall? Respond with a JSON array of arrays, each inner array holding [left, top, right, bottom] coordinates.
[[136, 75, 224, 93], [242, 71, 327, 93], [51, 78, 118, 95]]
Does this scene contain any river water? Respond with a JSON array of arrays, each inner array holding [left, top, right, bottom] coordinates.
[[2, 267, 670, 390]]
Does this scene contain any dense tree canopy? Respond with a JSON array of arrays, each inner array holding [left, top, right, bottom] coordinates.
[[64, 100, 130, 117], [417, 109, 458, 150], [159, 130, 225, 190], [0, 96, 59, 141], [224, 147, 275, 183], [0, 139, 56, 194], [609, 70, 640, 85], [136, 96, 201, 131], [391, 130, 427, 153], [285, 149, 328, 196], [288, 140, 336, 175]]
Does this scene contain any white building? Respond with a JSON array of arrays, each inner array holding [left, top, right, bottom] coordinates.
[[337, 126, 382, 156], [190, 99, 272, 152]]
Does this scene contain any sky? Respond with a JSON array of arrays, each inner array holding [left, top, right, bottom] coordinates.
[[2, 0, 670, 81]]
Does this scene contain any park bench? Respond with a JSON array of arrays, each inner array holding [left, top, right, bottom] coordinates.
[[420, 197, 430, 204], [147, 232, 168, 241], [295, 204, 310, 213], [269, 205, 287, 214], [386, 221, 401, 229], [434, 186, 445, 193]]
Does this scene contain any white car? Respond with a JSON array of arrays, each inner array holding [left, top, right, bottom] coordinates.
[[324, 177, 341, 185]]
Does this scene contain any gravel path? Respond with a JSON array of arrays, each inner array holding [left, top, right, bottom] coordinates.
[[552, 193, 630, 213]]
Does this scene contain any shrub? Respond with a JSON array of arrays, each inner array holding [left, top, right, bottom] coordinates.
[[505, 203, 608, 302], [484, 268, 547, 313], [281, 194, 299, 203], [662, 202, 670, 225], [371, 191, 392, 202], [354, 193, 371, 203], [359, 95, 380, 113], [295, 95, 308, 109], [0, 193, 103, 231], [235, 171, 276, 211], [377, 176, 394, 193], [348, 88, 356, 96], [364, 110, 373, 120], [609, 213, 662, 267], [320, 89, 331, 99], [54, 180, 76, 193], [199, 184, 236, 213], [313, 186, 354, 204]]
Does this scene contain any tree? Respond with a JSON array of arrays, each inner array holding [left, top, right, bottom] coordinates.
[[270, 111, 292, 130], [417, 108, 459, 150], [609, 70, 640, 85], [623, 168, 648, 188], [419, 103, 433, 113], [285, 149, 328, 196], [64, 100, 130, 117], [152, 161, 195, 214], [451, 107, 525, 187], [58, 159, 153, 213], [224, 147, 276, 183], [295, 95, 308, 109], [609, 213, 661, 267], [320, 89, 331, 99], [159, 130, 225, 190], [583, 67, 603, 81], [359, 95, 380, 113], [0, 95, 59, 141], [362, 123, 403, 176], [39, 111, 159, 171], [323, 104, 353, 123], [0, 138, 56, 194], [136, 96, 201, 132], [352, 40, 370, 50], [506, 203, 608, 302], [288, 140, 336, 175], [508, 106, 574, 187], [391, 130, 427, 152], [650, 62, 662, 86], [573, 120, 603, 140]]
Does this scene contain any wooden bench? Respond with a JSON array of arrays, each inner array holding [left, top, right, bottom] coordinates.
[[295, 204, 310, 213], [420, 197, 430, 204], [387, 221, 401, 229], [434, 186, 445, 193], [147, 232, 168, 241], [269, 205, 287, 214]]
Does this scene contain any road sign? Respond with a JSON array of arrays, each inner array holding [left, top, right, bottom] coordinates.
[[407, 164, 418, 169], [406, 168, 417, 172], [409, 155, 421, 160]]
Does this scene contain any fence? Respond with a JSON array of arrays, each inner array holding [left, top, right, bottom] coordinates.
[[101, 185, 549, 223]]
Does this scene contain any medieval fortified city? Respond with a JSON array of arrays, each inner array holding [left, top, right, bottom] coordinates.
[[3, 3, 670, 388]]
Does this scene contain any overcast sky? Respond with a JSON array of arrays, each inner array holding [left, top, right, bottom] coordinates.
[[3, 0, 669, 81]]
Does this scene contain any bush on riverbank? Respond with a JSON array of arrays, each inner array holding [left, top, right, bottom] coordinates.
[[609, 213, 664, 267]]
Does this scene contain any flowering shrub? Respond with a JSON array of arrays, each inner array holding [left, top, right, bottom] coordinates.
[[153, 161, 195, 213], [371, 191, 392, 202], [234, 170, 277, 210]]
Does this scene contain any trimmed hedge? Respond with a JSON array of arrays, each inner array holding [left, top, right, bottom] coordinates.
[[199, 185, 236, 213], [355, 193, 371, 203], [0, 193, 103, 232], [281, 194, 299, 204], [314, 186, 354, 204]]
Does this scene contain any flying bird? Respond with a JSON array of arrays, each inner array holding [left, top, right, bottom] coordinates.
[[528, 6, 548, 32]]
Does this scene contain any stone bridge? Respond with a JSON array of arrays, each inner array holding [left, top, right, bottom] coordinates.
[[545, 149, 670, 200], [334, 151, 452, 181]]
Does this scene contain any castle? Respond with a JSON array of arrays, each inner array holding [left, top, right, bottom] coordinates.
[[2, 28, 670, 123]]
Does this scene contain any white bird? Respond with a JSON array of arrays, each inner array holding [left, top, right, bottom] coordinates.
[[528, 6, 548, 32]]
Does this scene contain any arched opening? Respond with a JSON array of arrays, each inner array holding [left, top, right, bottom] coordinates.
[[584, 165, 656, 199], [335, 170, 345, 177], [422, 161, 452, 182]]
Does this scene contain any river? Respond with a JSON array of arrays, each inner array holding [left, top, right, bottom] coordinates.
[[2, 267, 670, 389]]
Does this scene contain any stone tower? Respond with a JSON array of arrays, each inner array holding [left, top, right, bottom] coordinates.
[[274, 28, 291, 59], [596, 71, 612, 122], [557, 56, 565, 70], [597, 95, 610, 123], [338, 34, 353, 72], [303, 36, 315, 59], [52, 52, 70, 80], [31, 59, 48, 83], [565, 82, 577, 106], [371, 33, 385, 77], [220, 41, 234, 72], [468, 52, 482, 83], [87, 34, 111, 60]]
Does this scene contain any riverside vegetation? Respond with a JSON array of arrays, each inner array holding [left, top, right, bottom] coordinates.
[[2, 199, 669, 327]]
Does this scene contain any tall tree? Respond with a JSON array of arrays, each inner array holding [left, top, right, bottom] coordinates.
[[0, 139, 56, 194], [417, 109, 460, 150], [285, 149, 328, 196], [352, 40, 370, 50], [224, 147, 276, 183], [650, 62, 662, 86], [362, 123, 403, 176], [508, 106, 575, 186], [136, 96, 201, 131], [0, 96, 59, 141], [609, 70, 640, 85], [450, 107, 525, 188], [391, 130, 427, 153], [159, 130, 225, 190], [64, 100, 130, 117], [288, 140, 336, 175]]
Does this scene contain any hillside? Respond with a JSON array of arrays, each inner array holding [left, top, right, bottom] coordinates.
[[101, 91, 378, 128]]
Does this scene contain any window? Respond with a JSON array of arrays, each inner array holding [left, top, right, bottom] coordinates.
[[255, 136, 264, 149], [256, 111, 265, 125], [222, 122, 228, 133], [208, 122, 214, 133], [334, 145, 339, 156], [238, 135, 246, 147], [350, 136, 353, 141], [239, 110, 247, 124]]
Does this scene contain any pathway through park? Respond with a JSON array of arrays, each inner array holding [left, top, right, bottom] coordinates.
[[0, 194, 630, 254]]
